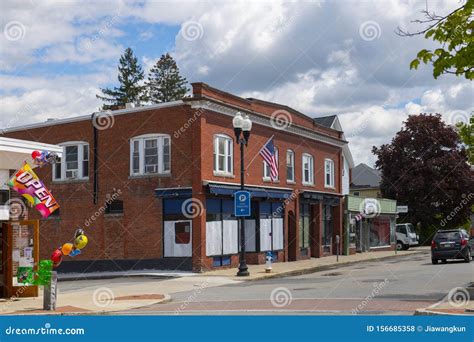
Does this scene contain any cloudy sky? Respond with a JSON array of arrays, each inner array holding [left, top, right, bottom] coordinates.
[[1, 0, 472, 166]]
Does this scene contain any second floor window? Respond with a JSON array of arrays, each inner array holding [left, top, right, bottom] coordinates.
[[53, 142, 89, 181], [286, 150, 294, 182], [130, 134, 171, 175], [263, 147, 278, 180], [302, 153, 314, 185], [325, 159, 335, 188], [213, 135, 233, 175]]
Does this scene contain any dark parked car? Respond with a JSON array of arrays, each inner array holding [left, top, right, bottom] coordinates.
[[431, 229, 472, 264]]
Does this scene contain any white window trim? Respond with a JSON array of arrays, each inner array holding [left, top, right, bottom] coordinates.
[[302, 153, 314, 186], [213, 134, 234, 176], [324, 158, 335, 188], [263, 146, 279, 182], [130, 133, 171, 176], [286, 149, 295, 183], [53, 141, 89, 181]]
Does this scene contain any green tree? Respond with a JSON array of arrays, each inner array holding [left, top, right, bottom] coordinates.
[[456, 115, 474, 164], [397, 0, 474, 80], [145, 53, 189, 103], [372, 114, 474, 244], [97, 47, 146, 109]]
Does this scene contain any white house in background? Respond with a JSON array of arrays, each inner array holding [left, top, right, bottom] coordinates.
[[0, 137, 62, 221], [313, 115, 354, 195]]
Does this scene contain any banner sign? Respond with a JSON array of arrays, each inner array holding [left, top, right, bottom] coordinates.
[[8, 163, 59, 219]]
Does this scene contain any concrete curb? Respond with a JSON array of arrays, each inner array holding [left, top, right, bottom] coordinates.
[[414, 308, 473, 316], [2, 294, 172, 316], [227, 250, 425, 282]]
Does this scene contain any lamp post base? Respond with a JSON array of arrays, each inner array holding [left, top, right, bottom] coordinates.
[[236, 262, 249, 277]]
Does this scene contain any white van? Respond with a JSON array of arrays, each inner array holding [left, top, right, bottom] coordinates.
[[396, 223, 419, 250]]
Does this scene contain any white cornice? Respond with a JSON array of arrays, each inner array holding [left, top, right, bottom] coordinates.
[[190, 100, 345, 148]]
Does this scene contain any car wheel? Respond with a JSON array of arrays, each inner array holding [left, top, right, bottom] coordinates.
[[396, 241, 403, 251], [431, 258, 438, 264], [441, 259, 447, 264], [465, 249, 471, 263]]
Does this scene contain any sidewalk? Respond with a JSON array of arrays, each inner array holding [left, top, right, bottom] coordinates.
[[0, 247, 426, 315], [205, 247, 427, 280], [415, 285, 474, 316]]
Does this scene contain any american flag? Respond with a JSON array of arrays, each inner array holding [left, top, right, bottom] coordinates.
[[259, 137, 278, 181]]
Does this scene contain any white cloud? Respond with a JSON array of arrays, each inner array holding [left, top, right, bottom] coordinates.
[[0, 0, 472, 168]]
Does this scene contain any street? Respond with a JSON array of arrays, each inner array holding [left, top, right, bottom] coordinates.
[[58, 249, 474, 315]]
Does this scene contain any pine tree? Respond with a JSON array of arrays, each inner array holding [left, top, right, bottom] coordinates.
[[146, 53, 189, 103], [96, 47, 146, 109]]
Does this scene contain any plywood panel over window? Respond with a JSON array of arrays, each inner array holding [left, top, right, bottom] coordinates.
[[164, 221, 192, 257], [206, 221, 222, 256], [223, 220, 238, 254]]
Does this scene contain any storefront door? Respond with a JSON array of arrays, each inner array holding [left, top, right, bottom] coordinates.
[[164, 220, 192, 257]]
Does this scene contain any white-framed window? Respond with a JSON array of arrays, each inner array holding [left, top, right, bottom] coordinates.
[[263, 147, 278, 181], [53, 142, 89, 181], [213, 134, 233, 175], [130, 134, 171, 176], [286, 149, 295, 182], [325, 159, 335, 188], [302, 153, 314, 185]]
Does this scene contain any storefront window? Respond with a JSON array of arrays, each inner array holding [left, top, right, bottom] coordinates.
[[322, 205, 333, 247], [299, 203, 310, 249], [370, 216, 391, 247]]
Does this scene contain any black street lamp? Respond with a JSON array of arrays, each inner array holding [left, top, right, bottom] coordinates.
[[232, 112, 252, 277]]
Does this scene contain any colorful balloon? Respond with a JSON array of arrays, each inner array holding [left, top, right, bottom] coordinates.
[[51, 248, 63, 268], [69, 248, 81, 257], [61, 243, 73, 256], [74, 234, 88, 249], [31, 150, 42, 160]]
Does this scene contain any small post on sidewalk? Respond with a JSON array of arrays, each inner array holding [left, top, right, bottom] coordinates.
[[43, 271, 57, 311], [336, 235, 340, 262]]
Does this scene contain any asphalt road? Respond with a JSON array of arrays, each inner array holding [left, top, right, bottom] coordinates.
[[60, 249, 474, 315], [128, 250, 473, 315]]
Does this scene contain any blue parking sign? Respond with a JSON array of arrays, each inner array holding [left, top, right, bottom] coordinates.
[[234, 190, 251, 217]]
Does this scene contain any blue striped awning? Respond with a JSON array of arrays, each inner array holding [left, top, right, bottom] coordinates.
[[208, 184, 292, 199]]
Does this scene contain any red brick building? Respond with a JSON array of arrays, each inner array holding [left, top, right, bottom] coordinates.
[[3, 83, 348, 273]]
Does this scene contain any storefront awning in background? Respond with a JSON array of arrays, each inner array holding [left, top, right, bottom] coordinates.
[[154, 187, 193, 198], [207, 183, 292, 199], [301, 191, 341, 206]]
